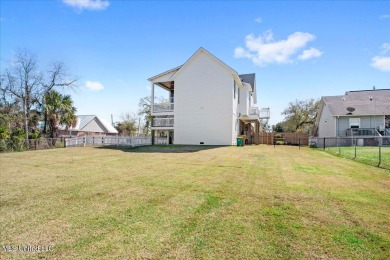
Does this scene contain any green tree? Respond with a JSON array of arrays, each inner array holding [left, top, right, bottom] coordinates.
[[272, 122, 285, 133], [44, 91, 77, 138], [281, 98, 319, 135], [115, 113, 138, 136], [138, 96, 168, 135]]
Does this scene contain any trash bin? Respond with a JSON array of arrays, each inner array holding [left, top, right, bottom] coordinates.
[[237, 137, 243, 147], [238, 135, 247, 146]]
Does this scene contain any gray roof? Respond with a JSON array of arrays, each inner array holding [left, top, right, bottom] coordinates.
[[322, 89, 390, 116], [239, 73, 255, 92], [60, 115, 118, 134], [78, 115, 96, 130]]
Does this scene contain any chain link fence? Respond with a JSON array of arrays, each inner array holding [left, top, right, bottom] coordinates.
[[1, 136, 152, 152], [0, 138, 65, 152], [309, 137, 390, 169]]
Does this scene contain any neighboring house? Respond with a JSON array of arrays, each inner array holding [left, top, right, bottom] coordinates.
[[147, 47, 270, 145], [316, 89, 390, 138], [58, 115, 118, 136]]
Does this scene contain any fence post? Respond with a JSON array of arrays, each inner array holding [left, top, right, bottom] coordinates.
[[64, 138, 67, 148], [378, 140, 382, 167], [323, 137, 326, 150], [299, 138, 300, 150], [93, 136, 95, 146], [354, 138, 357, 159]]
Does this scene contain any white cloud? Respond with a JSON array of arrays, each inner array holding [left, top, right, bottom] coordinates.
[[86, 81, 104, 90], [62, 0, 110, 11], [254, 17, 262, 23], [379, 14, 390, 20], [234, 30, 321, 65], [382, 43, 390, 54], [371, 56, 390, 72], [298, 48, 323, 60]]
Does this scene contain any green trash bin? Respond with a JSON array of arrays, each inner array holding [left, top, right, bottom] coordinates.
[[237, 137, 243, 147]]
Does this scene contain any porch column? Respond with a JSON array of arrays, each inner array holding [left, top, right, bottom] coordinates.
[[151, 82, 155, 113], [255, 121, 260, 145], [151, 130, 155, 145]]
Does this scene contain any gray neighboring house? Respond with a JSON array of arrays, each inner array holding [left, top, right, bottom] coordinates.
[[58, 115, 118, 136], [317, 89, 390, 138]]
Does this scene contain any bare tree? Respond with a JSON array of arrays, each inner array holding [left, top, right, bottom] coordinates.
[[1, 50, 78, 143], [115, 112, 138, 136], [2, 50, 42, 144]]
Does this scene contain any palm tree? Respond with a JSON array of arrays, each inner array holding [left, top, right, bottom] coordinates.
[[44, 91, 77, 138]]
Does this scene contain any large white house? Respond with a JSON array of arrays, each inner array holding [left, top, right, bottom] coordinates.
[[148, 48, 269, 145]]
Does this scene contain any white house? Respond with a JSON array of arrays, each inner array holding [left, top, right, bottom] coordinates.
[[316, 89, 390, 138], [147, 48, 270, 145]]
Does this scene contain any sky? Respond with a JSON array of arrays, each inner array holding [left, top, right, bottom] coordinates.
[[1, 0, 389, 126]]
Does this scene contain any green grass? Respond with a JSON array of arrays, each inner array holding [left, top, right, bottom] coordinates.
[[325, 146, 390, 169], [1, 145, 389, 259]]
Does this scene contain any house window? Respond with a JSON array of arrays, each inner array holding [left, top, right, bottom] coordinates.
[[233, 81, 236, 99], [349, 118, 360, 128]]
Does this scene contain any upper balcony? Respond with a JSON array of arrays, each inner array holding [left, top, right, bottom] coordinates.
[[242, 107, 270, 121], [150, 79, 174, 115], [152, 97, 174, 115]]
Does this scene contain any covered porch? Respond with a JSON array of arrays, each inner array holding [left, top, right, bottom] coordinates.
[[238, 118, 260, 145]]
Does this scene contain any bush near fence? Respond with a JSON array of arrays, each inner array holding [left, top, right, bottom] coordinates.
[[0, 138, 65, 152]]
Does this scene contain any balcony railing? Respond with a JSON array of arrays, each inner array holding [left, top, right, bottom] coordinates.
[[153, 102, 174, 113], [249, 107, 259, 115], [346, 128, 379, 136], [385, 128, 390, 136], [152, 118, 174, 127]]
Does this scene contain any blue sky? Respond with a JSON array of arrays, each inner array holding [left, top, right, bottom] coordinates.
[[1, 0, 389, 126]]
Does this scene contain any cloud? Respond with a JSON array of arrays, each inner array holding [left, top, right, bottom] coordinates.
[[379, 14, 390, 20], [234, 30, 322, 65], [86, 81, 104, 90], [382, 43, 390, 54], [254, 17, 262, 23], [298, 48, 323, 60], [62, 0, 110, 11], [371, 56, 390, 72]]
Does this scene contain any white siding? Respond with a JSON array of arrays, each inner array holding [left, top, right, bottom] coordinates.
[[174, 52, 234, 145], [318, 104, 336, 137], [232, 81, 238, 145]]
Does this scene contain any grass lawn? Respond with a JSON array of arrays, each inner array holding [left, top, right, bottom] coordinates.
[[325, 146, 390, 169], [1, 145, 389, 259]]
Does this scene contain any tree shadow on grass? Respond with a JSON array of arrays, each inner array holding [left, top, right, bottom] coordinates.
[[95, 145, 226, 153]]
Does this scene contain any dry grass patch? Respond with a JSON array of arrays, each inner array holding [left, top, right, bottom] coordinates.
[[1, 145, 389, 259]]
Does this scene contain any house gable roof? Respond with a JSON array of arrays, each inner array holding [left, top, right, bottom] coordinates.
[[320, 89, 390, 117], [239, 73, 257, 103], [65, 115, 118, 134], [169, 47, 244, 88], [147, 65, 182, 83]]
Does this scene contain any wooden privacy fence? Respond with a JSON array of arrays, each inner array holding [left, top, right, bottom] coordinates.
[[258, 132, 309, 145], [65, 136, 151, 148]]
